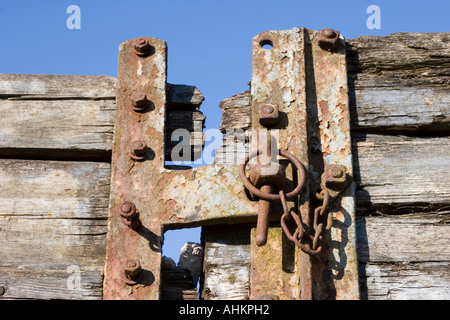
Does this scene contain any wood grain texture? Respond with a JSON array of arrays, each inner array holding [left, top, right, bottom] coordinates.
[[346, 33, 450, 86], [201, 224, 250, 300], [0, 99, 116, 157], [0, 74, 117, 99], [360, 262, 450, 300], [356, 213, 450, 264], [353, 133, 450, 214], [347, 32, 450, 132], [0, 159, 110, 299], [0, 74, 205, 160]]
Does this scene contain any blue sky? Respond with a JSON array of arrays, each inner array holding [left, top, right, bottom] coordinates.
[[1, 0, 448, 264]]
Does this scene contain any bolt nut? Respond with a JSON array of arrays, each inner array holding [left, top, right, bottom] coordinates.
[[124, 259, 142, 279], [330, 166, 344, 178], [123, 259, 143, 285], [129, 92, 149, 112], [119, 201, 141, 230], [323, 164, 347, 190], [133, 38, 152, 57], [317, 28, 340, 51], [258, 103, 279, 127], [132, 141, 147, 157]]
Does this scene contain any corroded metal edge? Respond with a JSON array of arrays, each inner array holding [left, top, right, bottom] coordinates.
[[249, 27, 359, 300], [249, 27, 312, 300], [103, 37, 259, 300], [305, 28, 359, 300], [104, 28, 358, 300], [103, 37, 168, 300]]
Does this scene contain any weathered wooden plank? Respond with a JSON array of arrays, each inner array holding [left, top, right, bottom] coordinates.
[[0, 99, 116, 158], [347, 32, 450, 132], [346, 33, 450, 86], [357, 213, 450, 263], [353, 133, 450, 214], [219, 91, 252, 132], [0, 75, 205, 160], [201, 224, 250, 300], [350, 86, 450, 132], [360, 262, 450, 300], [0, 159, 110, 300], [0, 74, 117, 99], [167, 84, 205, 108], [358, 212, 450, 299], [0, 268, 104, 300]]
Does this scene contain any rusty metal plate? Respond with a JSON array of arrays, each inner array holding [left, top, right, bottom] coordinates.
[[249, 28, 313, 300], [104, 28, 358, 300], [305, 28, 359, 300], [103, 37, 258, 300], [249, 27, 359, 300]]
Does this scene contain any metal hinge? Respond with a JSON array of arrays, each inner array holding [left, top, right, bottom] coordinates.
[[103, 27, 359, 300]]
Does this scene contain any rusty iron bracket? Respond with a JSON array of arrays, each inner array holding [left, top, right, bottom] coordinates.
[[103, 28, 359, 300]]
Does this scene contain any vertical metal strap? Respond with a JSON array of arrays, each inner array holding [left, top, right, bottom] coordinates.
[[103, 37, 167, 299], [305, 28, 359, 300], [249, 28, 312, 300]]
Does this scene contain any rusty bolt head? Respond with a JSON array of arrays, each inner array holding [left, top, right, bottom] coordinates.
[[130, 92, 148, 107], [120, 201, 137, 218], [133, 38, 152, 56], [259, 103, 279, 127], [119, 201, 141, 230], [249, 162, 286, 192], [0, 286, 5, 296], [317, 28, 340, 52], [132, 141, 147, 157], [130, 92, 149, 112], [323, 164, 347, 190], [123, 259, 142, 280]]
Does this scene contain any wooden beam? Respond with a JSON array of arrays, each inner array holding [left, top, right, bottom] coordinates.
[[201, 224, 250, 300], [0, 159, 110, 299], [0, 74, 205, 161], [353, 133, 450, 214]]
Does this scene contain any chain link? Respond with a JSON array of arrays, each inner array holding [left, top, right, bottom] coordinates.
[[279, 188, 333, 255]]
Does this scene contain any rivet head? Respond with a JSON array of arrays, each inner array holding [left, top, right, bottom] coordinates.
[[132, 141, 147, 157], [258, 103, 279, 126], [123, 259, 143, 285], [119, 201, 136, 218], [119, 201, 141, 230], [121, 203, 132, 214], [133, 38, 151, 56], [130, 92, 147, 107], [317, 28, 340, 51], [321, 28, 337, 38], [263, 105, 275, 114]]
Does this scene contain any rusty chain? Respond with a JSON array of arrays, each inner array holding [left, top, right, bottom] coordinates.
[[240, 148, 349, 256], [279, 188, 333, 255]]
